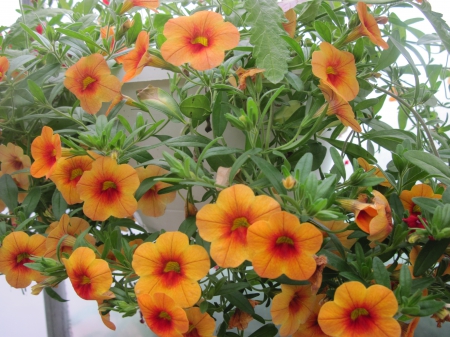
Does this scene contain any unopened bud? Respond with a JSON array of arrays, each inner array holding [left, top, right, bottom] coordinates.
[[282, 176, 297, 190], [376, 16, 389, 24]]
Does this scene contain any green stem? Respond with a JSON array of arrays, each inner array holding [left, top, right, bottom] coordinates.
[[46, 105, 88, 130]]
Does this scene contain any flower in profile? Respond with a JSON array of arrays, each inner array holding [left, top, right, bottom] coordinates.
[[311, 42, 359, 101], [45, 214, 96, 259], [228, 299, 259, 331], [76, 156, 140, 221], [282, 8, 296, 38], [64, 53, 122, 115], [247, 211, 323, 280], [400, 184, 441, 215], [318, 281, 401, 337], [293, 294, 329, 337], [0, 56, 9, 81], [62, 247, 113, 301], [30, 126, 61, 179], [400, 317, 420, 337], [50, 155, 96, 204], [271, 284, 317, 336], [345, 2, 389, 50], [0, 231, 46, 288], [132, 231, 210, 308], [339, 191, 393, 243], [0, 142, 31, 190], [161, 11, 240, 71], [318, 82, 361, 133], [184, 307, 216, 337], [135, 165, 176, 217], [357, 157, 392, 188], [119, 0, 159, 14], [196, 184, 281, 268]]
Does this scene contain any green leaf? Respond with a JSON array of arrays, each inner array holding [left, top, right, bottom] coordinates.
[[314, 21, 332, 42], [127, 12, 142, 43], [271, 275, 310, 286], [363, 130, 416, 152], [45, 287, 68, 302], [295, 152, 313, 184], [178, 217, 197, 238], [223, 292, 255, 314], [413, 238, 450, 277], [319, 137, 376, 162], [229, 148, 261, 185], [250, 155, 286, 194], [280, 35, 304, 61], [180, 95, 211, 120], [21, 187, 41, 217], [216, 282, 250, 295], [212, 92, 229, 138], [296, 0, 323, 24], [52, 189, 68, 220], [56, 27, 103, 51], [243, 0, 290, 83], [374, 31, 401, 72], [137, 85, 185, 123], [404, 151, 450, 185], [135, 177, 158, 201], [0, 174, 18, 210], [373, 257, 391, 289], [418, 300, 445, 317], [330, 147, 346, 180], [248, 324, 278, 337]]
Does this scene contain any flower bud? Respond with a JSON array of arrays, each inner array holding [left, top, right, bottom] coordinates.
[[282, 175, 297, 190]]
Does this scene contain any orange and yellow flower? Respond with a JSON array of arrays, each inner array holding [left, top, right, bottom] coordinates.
[[283, 9, 297, 38], [400, 184, 441, 215], [312, 42, 359, 101], [346, 2, 389, 50], [184, 307, 216, 337], [138, 293, 189, 337], [196, 184, 281, 268], [64, 53, 122, 115], [45, 214, 96, 259], [247, 211, 323, 280], [132, 231, 210, 308], [318, 82, 361, 132], [76, 156, 140, 221], [161, 11, 240, 71], [119, 0, 159, 14], [30, 126, 61, 179], [271, 284, 317, 336], [136, 165, 176, 217], [62, 247, 113, 301], [0, 231, 46, 288], [318, 281, 401, 337], [0, 143, 31, 190], [357, 157, 392, 188], [50, 155, 96, 204], [0, 56, 9, 81], [293, 294, 330, 337]]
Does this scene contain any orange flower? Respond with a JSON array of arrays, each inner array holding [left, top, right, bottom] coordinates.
[[0, 231, 46, 288], [311, 42, 359, 101], [136, 165, 176, 217], [318, 281, 401, 337], [235, 67, 265, 91], [0, 143, 31, 190], [62, 247, 113, 301], [320, 220, 356, 250], [76, 156, 140, 221], [161, 11, 240, 71], [283, 8, 296, 38], [247, 211, 322, 280], [45, 214, 96, 259], [120, 0, 159, 14], [357, 157, 392, 188], [184, 307, 216, 337], [138, 293, 189, 337], [196, 184, 281, 268], [132, 231, 210, 308], [30, 126, 62, 179], [346, 2, 389, 50], [339, 191, 393, 243], [50, 155, 96, 204], [228, 299, 259, 331], [100, 26, 115, 51], [0, 56, 9, 81], [64, 53, 122, 115], [293, 294, 330, 337], [271, 284, 317, 337], [400, 317, 420, 337], [318, 82, 361, 132], [400, 184, 441, 215]]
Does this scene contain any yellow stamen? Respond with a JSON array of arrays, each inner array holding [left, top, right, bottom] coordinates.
[[231, 217, 250, 231], [326, 66, 337, 75], [102, 180, 117, 191], [82, 76, 96, 90], [163, 261, 181, 273], [191, 36, 208, 47], [16, 252, 30, 263], [159, 311, 172, 320], [0, 72, 3, 78], [276, 236, 294, 245], [413, 204, 421, 213], [70, 168, 84, 181], [81, 275, 91, 285], [350, 308, 369, 321]]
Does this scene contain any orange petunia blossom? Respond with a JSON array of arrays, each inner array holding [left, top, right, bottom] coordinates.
[[184, 307, 216, 337], [228, 299, 259, 331], [339, 190, 393, 243], [138, 293, 189, 337], [234, 67, 265, 91], [318, 281, 401, 337], [345, 2, 389, 50], [76, 156, 140, 221], [50, 155, 96, 204], [293, 294, 330, 337], [357, 157, 392, 188], [282, 8, 297, 38], [0, 231, 46, 288], [62, 247, 113, 301], [271, 284, 317, 337], [119, 0, 159, 14], [400, 184, 441, 215], [247, 211, 323, 280], [0, 142, 31, 190], [311, 42, 359, 101], [132, 231, 210, 308], [0, 56, 9, 81], [136, 165, 176, 217], [196, 184, 281, 268], [45, 214, 96, 259], [318, 82, 362, 133], [30, 126, 61, 179], [64, 53, 122, 115], [161, 11, 240, 71], [320, 220, 357, 251]]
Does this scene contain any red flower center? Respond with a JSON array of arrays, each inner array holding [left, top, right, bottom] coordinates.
[[232, 217, 250, 231], [350, 307, 369, 321], [70, 168, 84, 181], [12, 157, 24, 170], [191, 36, 209, 47], [82, 76, 96, 90], [185, 326, 201, 337]]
